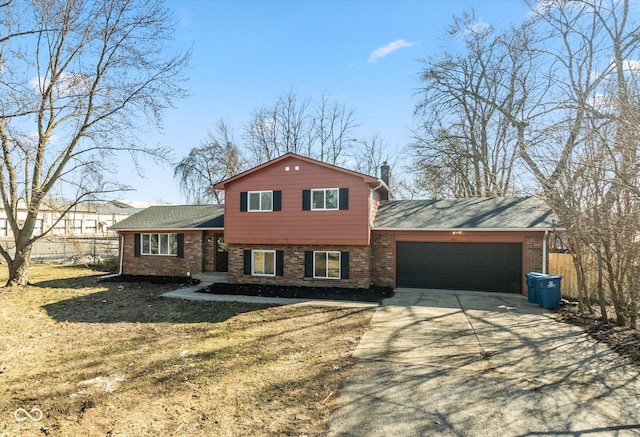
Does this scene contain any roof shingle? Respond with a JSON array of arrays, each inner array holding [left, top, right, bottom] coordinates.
[[109, 205, 224, 231], [373, 197, 559, 230]]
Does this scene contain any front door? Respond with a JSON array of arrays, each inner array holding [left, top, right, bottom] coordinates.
[[215, 233, 228, 272]]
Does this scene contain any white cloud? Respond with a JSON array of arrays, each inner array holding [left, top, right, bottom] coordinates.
[[623, 59, 640, 72], [29, 71, 91, 96], [368, 39, 416, 63]]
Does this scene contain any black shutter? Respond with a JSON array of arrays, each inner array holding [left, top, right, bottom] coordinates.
[[302, 190, 311, 210], [341, 251, 350, 279], [339, 188, 349, 210], [304, 251, 313, 277], [240, 192, 248, 212], [134, 233, 141, 257], [276, 250, 284, 276], [177, 234, 184, 258], [243, 250, 252, 275], [273, 191, 282, 211]]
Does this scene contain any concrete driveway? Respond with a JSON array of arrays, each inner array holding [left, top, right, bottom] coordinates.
[[327, 288, 640, 436]]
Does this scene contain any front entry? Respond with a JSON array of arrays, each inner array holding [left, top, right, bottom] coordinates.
[[215, 233, 228, 272]]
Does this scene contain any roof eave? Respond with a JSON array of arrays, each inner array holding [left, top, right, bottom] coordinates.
[[112, 227, 225, 232], [213, 152, 380, 189], [371, 227, 563, 232]]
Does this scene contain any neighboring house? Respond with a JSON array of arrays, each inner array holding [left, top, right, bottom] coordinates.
[[0, 199, 150, 239], [111, 153, 560, 294]]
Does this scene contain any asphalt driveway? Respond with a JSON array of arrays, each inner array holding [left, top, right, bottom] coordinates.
[[327, 288, 640, 436]]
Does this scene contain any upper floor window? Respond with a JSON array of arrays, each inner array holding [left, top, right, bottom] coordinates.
[[84, 219, 97, 234], [303, 188, 348, 211], [312, 188, 339, 210], [33, 219, 44, 236], [141, 233, 178, 256], [249, 191, 273, 212], [240, 191, 281, 212], [70, 219, 82, 234], [53, 219, 66, 235]]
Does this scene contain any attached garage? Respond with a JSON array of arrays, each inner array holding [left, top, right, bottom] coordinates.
[[396, 241, 522, 293], [372, 197, 561, 294]]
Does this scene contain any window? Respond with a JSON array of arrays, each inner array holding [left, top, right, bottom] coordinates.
[[141, 233, 178, 255], [33, 219, 44, 236], [0, 218, 7, 236], [248, 191, 273, 212], [252, 250, 276, 276], [312, 188, 339, 210], [303, 188, 348, 211], [84, 219, 97, 234], [70, 219, 82, 234], [314, 251, 341, 279], [53, 219, 67, 235]]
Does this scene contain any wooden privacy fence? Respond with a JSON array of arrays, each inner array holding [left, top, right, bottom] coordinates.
[[548, 253, 579, 298]]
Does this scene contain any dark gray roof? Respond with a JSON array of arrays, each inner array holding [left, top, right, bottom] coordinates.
[[373, 197, 559, 230], [109, 205, 224, 231]]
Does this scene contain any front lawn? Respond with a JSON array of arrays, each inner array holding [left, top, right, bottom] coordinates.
[[0, 264, 374, 436]]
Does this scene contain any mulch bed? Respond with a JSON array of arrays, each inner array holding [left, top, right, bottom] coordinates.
[[200, 283, 394, 304], [555, 301, 640, 368]]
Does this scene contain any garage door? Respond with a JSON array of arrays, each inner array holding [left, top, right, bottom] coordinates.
[[396, 242, 522, 293]]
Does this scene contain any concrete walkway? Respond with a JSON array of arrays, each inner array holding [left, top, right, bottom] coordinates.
[[327, 288, 640, 436]]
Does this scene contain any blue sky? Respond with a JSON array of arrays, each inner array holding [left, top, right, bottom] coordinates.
[[125, 0, 530, 204]]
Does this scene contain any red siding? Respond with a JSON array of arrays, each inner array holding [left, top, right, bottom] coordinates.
[[223, 156, 372, 246]]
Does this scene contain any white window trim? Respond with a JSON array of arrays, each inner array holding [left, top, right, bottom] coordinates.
[[248, 190, 274, 212], [141, 233, 178, 256], [313, 250, 341, 279], [311, 188, 339, 211], [252, 249, 276, 276]]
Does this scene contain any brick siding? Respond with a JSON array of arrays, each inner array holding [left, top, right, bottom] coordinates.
[[525, 235, 545, 274], [120, 231, 204, 277], [371, 233, 395, 287], [228, 244, 372, 289]]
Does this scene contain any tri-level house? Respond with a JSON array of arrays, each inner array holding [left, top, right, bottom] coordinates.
[[111, 153, 559, 294]]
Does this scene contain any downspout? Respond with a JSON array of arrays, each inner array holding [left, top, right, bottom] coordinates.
[[542, 230, 548, 274], [118, 234, 124, 275]]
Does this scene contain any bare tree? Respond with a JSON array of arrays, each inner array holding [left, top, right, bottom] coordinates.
[[412, 12, 526, 198], [0, 0, 189, 286], [174, 120, 245, 204], [244, 90, 314, 164], [351, 134, 391, 177], [315, 93, 359, 165], [243, 90, 360, 167]]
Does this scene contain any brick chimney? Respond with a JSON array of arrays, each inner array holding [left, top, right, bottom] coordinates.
[[380, 161, 391, 188]]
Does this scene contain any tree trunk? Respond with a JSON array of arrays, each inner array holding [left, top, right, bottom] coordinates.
[[596, 251, 608, 324], [5, 240, 32, 287]]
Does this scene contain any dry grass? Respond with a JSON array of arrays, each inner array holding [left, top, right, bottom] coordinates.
[[0, 264, 374, 436]]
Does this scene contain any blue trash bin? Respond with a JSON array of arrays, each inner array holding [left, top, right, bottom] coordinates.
[[533, 274, 562, 309], [526, 272, 545, 304]]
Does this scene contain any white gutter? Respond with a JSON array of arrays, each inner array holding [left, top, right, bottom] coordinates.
[[371, 227, 561, 232], [111, 227, 225, 232], [542, 230, 548, 274]]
